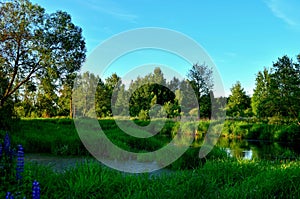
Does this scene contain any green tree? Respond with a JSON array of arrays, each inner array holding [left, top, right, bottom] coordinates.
[[95, 78, 110, 118], [128, 67, 177, 118], [187, 63, 214, 119], [253, 55, 300, 119], [0, 0, 86, 109], [95, 73, 122, 118], [73, 72, 99, 117], [112, 83, 128, 116], [226, 81, 251, 117], [269, 55, 300, 118], [14, 81, 36, 117], [251, 68, 271, 117]]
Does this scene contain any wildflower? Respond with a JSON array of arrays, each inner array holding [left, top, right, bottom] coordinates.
[[6, 192, 14, 199], [32, 180, 40, 199], [16, 144, 24, 181], [0, 143, 3, 158], [4, 132, 11, 155]]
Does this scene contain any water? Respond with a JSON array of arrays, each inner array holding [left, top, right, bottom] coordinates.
[[216, 137, 300, 160], [25, 154, 173, 176]]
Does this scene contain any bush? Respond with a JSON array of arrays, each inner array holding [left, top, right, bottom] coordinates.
[[138, 109, 149, 121], [275, 123, 300, 142]]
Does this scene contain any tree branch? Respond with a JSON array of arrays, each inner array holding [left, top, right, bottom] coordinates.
[[6, 62, 42, 98]]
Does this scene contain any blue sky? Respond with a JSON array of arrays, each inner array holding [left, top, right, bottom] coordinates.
[[31, 0, 300, 96]]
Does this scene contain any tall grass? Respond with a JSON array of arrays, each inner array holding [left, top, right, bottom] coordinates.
[[5, 118, 300, 157], [7, 118, 174, 156], [4, 158, 299, 198]]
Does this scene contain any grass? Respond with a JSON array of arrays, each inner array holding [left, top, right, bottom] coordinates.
[[2, 118, 300, 198], [5, 118, 174, 156], [6, 118, 300, 157], [1, 158, 299, 198]]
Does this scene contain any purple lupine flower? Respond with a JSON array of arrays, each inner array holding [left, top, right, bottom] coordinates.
[[4, 132, 11, 155], [6, 192, 14, 199], [16, 145, 24, 181], [32, 180, 40, 199], [0, 143, 3, 158]]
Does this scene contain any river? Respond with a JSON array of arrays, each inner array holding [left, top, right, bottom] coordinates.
[[216, 137, 300, 160]]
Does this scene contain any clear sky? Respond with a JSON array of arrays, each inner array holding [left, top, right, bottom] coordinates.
[[31, 0, 300, 96]]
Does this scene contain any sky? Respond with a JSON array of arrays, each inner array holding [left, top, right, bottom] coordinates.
[[31, 0, 300, 96]]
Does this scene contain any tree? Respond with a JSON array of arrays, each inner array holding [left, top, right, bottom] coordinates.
[[251, 68, 271, 117], [95, 78, 110, 118], [73, 72, 99, 117], [95, 73, 122, 118], [226, 81, 251, 117], [187, 63, 214, 119], [252, 55, 300, 119], [35, 75, 58, 117], [269, 55, 300, 118], [0, 0, 86, 109], [127, 67, 177, 118], [56, 73, 77, 118]]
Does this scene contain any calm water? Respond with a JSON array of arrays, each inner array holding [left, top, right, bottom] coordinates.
[[216, 137, 300, 160]]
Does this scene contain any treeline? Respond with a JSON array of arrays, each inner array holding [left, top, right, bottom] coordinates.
[[9, 53, 300, 124], [57, 66, 217, 119], [226, 54, 300, 122], [3, 54, 300, 124]]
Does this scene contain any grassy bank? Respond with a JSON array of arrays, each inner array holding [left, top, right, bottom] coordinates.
[[2, 118, 300, 157], [1, 158, 300, 198], [3, 118, 175, 156], [220, 119, 300, 141]]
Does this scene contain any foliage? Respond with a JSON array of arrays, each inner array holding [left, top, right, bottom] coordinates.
[[187, 63, 214, 119], [226, 81, 251, 117], [252, 55, 300, 119], [73, 72, 100, 118], [251, 68, 271, 117], [0, 0, 86, 117]]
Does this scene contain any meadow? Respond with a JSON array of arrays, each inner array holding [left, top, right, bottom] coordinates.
[[1, 118, 300, 198]]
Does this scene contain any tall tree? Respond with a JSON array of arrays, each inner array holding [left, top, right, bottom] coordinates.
[[127, 67, 177, 118], [73, 72, 99, 117], [187, 63, 214, 119], [226, 81, 251, 117], [0, 0, 86, 108], [95, 78, 110, 118], [35, 75, 58, 117], [269, 55, 300, 118], [253, 55, 300, 119], [251, 68, 271, 117]]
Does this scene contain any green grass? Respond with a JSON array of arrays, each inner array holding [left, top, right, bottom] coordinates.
[[4, 118, 300, 157], [2, 118, 300, 198], [2, 158, 300, 198], [5, 118, 174, 156]]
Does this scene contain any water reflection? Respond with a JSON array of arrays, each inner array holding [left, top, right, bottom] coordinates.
[[224, 148, 253, 160], [196, 137, 300, 160]]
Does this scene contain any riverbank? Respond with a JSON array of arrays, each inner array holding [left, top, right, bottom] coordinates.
[[3, 118, 300, 156]]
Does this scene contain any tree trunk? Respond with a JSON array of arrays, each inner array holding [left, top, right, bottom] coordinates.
[[69, 96, 73, 119]]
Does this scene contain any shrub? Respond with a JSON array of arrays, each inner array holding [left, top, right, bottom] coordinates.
[[275, 123, 300, 142], [138, 109, 149, 121]]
